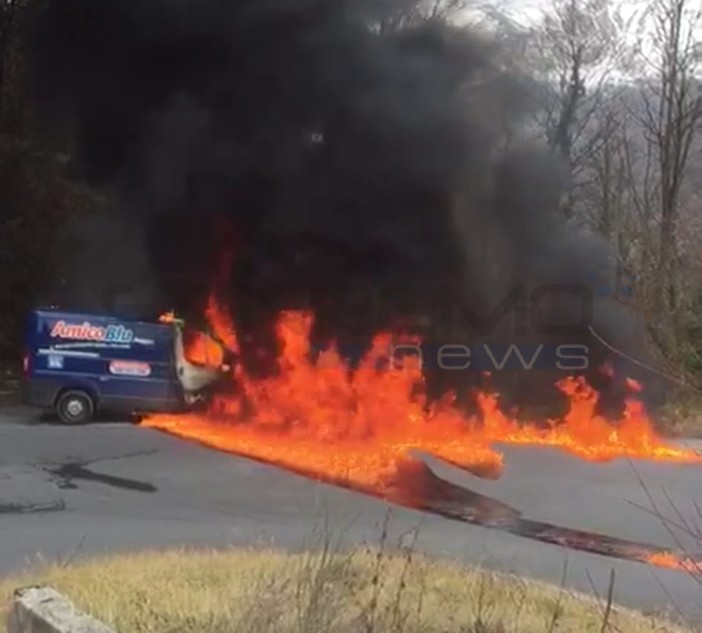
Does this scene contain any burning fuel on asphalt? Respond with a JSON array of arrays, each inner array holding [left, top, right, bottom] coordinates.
[[146, 295, 700, 493]]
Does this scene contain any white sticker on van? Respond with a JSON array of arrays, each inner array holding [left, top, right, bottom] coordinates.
[[47, 355, 64, 369], [109, 360, 152, 377], [38, 348, 100, 358]]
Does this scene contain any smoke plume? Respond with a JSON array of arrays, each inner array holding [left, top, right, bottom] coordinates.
[[26, 0, 662, 413]]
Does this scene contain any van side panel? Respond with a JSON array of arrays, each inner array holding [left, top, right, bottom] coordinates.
[[26, 310, 184, 414]]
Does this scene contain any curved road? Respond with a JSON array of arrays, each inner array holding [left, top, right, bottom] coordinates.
[[1, 407, 701, 623]]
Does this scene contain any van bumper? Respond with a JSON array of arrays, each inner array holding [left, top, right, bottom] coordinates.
[[100, 394, 187, 414]]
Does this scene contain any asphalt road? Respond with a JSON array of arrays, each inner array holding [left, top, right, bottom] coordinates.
[[1, 406, 702, 623]]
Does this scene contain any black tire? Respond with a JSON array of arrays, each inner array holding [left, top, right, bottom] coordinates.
[[56, 390, 95, 425]]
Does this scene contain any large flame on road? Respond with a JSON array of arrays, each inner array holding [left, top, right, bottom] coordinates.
[[143, 296, 700, 495]]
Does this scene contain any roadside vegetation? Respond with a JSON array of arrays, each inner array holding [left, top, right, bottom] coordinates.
[[0, 366, 19, 407], [0, 546, 690, 633], [660, 390, 702, 438]]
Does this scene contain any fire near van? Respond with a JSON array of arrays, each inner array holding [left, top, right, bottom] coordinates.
[[23, 309, 228, 424]]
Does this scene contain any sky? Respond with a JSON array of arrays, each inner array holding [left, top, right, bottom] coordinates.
[[478, 0, 701, 77], [496, 0, 649, 25]]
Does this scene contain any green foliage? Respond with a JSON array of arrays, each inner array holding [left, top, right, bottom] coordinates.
[[0, 1, 97, 361]]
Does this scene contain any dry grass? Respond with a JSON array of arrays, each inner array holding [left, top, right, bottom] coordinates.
[[0, 543, 689, 633], [659, 393, 702, 438]]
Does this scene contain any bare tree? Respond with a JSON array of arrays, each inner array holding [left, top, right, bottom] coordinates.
[[376, 0, 473, 32], [584, 97, 628, 244], [633, 0, 701, 333], [421, 0, 471, 20], [526, 0, 627, 217]]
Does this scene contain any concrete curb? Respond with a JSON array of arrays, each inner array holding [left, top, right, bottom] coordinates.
[[7, 586, 116, 633]]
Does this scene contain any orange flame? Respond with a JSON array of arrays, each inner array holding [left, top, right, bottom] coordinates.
[[143, 296, 701, 494], [158, 310, 177, 324], [647, 552, 701, 573]]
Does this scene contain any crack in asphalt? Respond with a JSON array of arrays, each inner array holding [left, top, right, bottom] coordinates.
[[0, 499, 66, 515]]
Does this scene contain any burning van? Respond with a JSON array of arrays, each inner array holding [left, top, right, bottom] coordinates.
[[23, 308, 230, 424]]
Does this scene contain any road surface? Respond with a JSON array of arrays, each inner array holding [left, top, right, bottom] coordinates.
[[1, 406, 701, 623]]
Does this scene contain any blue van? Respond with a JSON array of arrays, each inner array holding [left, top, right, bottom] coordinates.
[[23, 309, 226, 424]]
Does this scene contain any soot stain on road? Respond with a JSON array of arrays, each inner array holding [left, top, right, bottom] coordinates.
[[45, 462, 157, 493]]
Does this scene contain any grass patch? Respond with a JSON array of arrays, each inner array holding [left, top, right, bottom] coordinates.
[[0, 546, 689, 633]]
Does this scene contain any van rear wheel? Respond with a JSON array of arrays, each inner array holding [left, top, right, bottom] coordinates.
[[56, 390, 95, 425]]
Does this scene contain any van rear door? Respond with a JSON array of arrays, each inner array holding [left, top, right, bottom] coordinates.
[[96, 320, 181, 412]]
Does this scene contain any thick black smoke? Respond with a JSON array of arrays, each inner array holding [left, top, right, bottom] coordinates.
[[26, 0, 663, 413]]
